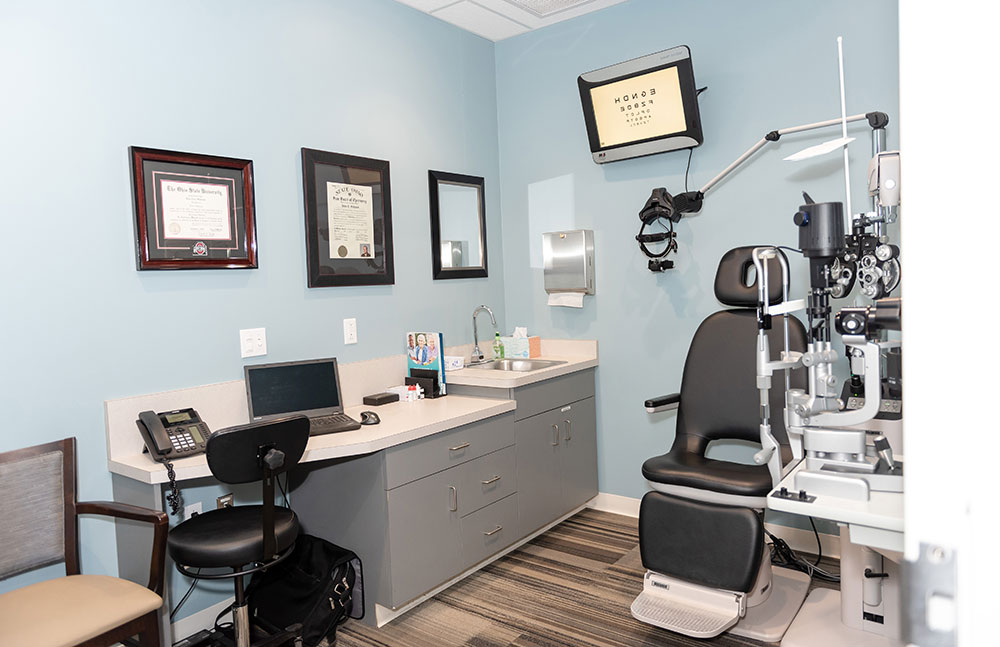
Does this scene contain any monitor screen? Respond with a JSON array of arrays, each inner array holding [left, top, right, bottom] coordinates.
[[246, 359, 341, 419], [578, 45, 703, 164]]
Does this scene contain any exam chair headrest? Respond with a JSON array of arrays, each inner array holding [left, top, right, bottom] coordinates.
[[714, 246, 785, 308]]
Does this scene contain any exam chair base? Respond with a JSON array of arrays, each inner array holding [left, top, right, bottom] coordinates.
[[630, 566, 808, 641], [782, 588, 902, 647]]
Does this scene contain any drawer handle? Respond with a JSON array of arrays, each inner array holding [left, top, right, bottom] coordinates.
[[551, 424, 559, 446], [448, 486, 458, 512], [449, 442, 470, 451], [564, 419, 572, 441], [483, 525, 503, 536], [481, 475, 501, 485]]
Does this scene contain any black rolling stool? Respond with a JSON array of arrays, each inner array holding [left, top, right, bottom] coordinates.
[[167, 415, 309, 647]]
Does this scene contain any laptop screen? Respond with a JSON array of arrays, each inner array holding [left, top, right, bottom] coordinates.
[[245, 359, 342, 420]]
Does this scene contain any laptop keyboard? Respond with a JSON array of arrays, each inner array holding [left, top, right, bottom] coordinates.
[[309, 413, 361, 435]]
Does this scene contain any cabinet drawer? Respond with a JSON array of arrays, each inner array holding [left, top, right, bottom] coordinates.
[[512, 369, 595, 421], [385, 412, 514, 490], [461, 493, 518, 568], [458, 446, 516, 516]]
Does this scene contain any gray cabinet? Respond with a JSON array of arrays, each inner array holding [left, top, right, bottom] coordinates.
[[292, 411, 519, 617], [516, 397, 597, 536], [294, 369, 598, 623], [451, 368, 598, 538]]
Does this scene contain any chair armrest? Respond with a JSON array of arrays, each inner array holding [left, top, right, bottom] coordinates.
[[77, 501, 168, 596], [645, 393, 680, 413]]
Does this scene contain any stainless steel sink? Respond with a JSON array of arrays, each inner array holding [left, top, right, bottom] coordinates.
[[478, 359, 566, 372]]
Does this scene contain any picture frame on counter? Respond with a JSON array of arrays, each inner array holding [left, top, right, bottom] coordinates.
[[302, 148, 395, 287], [129, 146, 257, 270]]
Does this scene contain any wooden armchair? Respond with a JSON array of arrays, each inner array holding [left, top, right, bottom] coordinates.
[[0, 437, 168, 647]]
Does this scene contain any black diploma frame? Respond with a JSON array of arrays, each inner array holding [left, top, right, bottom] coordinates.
[[129, 146, 257, 270], [301, 148, 395, 287]]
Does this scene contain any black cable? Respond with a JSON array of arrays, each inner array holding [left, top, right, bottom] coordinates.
[[762, 523, 840, 583], [777, 245, 802, 255], [278, 472, 290, 508], [164, 461, 182, 515], [684, 147, 694, 193], [809, 517, 822, 567], [214, 604, 234, 633], [169, 570, 200, 621]]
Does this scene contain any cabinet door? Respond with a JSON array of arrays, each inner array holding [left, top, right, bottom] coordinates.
[[559, 397, 598, 510], [386, 468, 463, 607], [515, 410, 564, 537]]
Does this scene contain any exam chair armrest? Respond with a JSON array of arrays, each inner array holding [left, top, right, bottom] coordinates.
[[645, 393, 680, 413], [76, 500, 168, 596]]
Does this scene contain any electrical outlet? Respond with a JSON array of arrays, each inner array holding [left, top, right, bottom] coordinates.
[[183, 502, 202, 521], [344, 318, 358, 345], [240, 328, 267, 358], [217, 493, 234, 509]]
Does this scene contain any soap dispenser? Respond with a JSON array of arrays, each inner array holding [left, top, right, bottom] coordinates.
[[493, 332, 505, 359]]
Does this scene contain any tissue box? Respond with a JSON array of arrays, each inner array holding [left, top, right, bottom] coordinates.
[[499, 336, 530, 359], [443, 355, 464, 370], [528, 336, 541, 358]]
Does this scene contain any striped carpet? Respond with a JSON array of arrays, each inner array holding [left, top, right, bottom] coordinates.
[[336, 509, 837, 647]]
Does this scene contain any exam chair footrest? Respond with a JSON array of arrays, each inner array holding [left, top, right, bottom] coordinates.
[[639, 491, 764, 592], [630, 571, 744, 639]]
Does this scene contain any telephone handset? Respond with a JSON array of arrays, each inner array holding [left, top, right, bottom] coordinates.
[[136, 408, 209, 461]]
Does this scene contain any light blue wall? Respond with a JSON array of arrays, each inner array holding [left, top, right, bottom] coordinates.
[[0, 0, 504, 614], [494, 0, 899, 508]]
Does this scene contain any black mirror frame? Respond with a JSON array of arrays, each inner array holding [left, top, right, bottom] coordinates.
[[429, 170, 487, 280]]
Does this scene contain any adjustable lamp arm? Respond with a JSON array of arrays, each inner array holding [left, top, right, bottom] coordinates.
[[674, 111, 888, 214]]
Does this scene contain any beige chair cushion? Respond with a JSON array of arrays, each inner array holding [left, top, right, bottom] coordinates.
[[0, 574, 162, 647]]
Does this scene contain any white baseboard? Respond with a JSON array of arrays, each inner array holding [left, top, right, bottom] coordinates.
[[589, 492, 641, 518], [587, 492, 840, 559], [171, 597, 233, 642]]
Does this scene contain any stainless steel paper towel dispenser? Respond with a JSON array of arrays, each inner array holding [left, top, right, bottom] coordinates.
[[543, 229, 595, 295]]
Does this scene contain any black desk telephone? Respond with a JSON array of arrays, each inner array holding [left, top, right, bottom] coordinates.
[[136, 409, 210, 461], [136, 408, 210, 516]]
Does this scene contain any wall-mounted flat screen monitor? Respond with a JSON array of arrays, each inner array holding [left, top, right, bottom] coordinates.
[[578, 45, 703, 164]]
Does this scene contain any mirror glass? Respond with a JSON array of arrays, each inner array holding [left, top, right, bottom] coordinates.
[[429, 171, 487, 279]]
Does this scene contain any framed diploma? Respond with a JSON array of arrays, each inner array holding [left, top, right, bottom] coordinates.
[[302, 148, 395, 287], [130, 147, 257, 270]]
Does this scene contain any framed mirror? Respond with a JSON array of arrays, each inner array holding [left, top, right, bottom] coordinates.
[[429, 170, 487, 279]]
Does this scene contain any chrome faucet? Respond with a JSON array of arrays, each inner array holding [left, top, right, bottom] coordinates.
[[470, 304, 497, 364]]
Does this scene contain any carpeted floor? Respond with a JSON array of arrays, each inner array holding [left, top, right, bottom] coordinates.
[[336, 509, 837, 647]]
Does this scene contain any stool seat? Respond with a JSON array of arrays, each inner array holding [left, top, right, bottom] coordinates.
[[168, 505, 299, 568], [642, 450, 774, 498]]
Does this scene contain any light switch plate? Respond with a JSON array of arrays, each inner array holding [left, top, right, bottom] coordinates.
[[344, 318, 358, 345], [240, 328, 267, 358]]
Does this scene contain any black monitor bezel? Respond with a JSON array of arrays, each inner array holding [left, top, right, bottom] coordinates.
[[244, 357, 344, 422], [578, 46, 704, 162]]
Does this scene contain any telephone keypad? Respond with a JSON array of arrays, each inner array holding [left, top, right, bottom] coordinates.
[[170, 429, 197, 453]]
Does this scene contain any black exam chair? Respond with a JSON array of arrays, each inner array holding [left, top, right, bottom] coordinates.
[[167, 415, 309, 647], [630, 246, 810, 642]]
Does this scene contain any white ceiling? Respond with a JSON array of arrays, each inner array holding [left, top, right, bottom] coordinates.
[[393, 0, 628, 41]]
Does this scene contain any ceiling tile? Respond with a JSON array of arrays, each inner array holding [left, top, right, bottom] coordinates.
[[432, 1, 531, 41]]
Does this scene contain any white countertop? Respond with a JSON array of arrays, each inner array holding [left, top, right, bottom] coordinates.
[[105, 338, 598, 485], [109, 396, 514, 485], [446, 339, 598, 389]]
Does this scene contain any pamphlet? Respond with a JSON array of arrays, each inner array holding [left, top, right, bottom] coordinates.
[[405, 331, 446, 395]]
